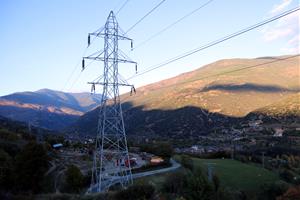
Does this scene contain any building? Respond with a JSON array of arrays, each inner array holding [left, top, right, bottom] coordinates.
[[150, 156, 164, 164], [52, 143, 63, 149]]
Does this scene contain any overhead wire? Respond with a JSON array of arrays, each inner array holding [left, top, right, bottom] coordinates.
[[127, 6, 300, 80], [63, 24, 107, 92], [64, 0, 166, 92], [151, 54, 300, 91], [61, 45, 90, 92], [68, 58, 98, 91], [121, 54, 300, 113], [124, 0, 167, 34], [115, 0, 130, 16], [133, 0, 215, 50]]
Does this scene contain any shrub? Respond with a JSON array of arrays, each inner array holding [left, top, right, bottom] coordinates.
[[180, 155, 194, 171], [64, 164, 84, 193], [114, 184, 155, 200]]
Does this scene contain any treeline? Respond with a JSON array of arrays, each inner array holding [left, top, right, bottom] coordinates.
[[0, 141, 50, 196]]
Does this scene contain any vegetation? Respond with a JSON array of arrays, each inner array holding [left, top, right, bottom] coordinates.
[[74, 56, 300, 137], [64, 164, 85, 193], [180, 157, 281, 192], [15, 142, 50, 193], [180, 154, 194, 171], [114, 184, 155, 200], [0, 141, 50, 196], [139, 141, 174, 158]]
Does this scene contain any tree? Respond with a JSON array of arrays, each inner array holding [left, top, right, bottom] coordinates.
[[163, 168, 215, 200], [277, 185, 300, 200], [114, 184, 155, 200], [212, 174, 220, 192], [163, 170, 188, 195], [185, 168, 214, 200], [0, 149, 13, 190], [65, 164, 84, 193], [259, 181, 289, 200], [15, 141, 50, 193], [181, 155, 194, 171], [155, 142, 173, 158], [140, 142, 173, 158]]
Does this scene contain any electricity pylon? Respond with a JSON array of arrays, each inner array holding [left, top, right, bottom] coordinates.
[[83, 11, 137, 193]]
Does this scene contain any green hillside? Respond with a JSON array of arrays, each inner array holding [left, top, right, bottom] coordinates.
[[122, 55, 299, 117], [72, 55, 300, 137], [189, 158, 280, 192], [253, 92, 300, 118]]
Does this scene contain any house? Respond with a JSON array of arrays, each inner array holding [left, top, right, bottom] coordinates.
[[249, 120, 263, 128], [273, 128, 284, 137], [125, 158, 137, 167], [150, 156, 164, 164], [191, 145, 199, 151], [52, 143, 63, 149]]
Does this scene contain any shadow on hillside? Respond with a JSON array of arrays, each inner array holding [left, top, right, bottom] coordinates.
[[200, 83, 299, 93], [2, 90, 102, 112], [255, 56, 278, 60], [72, 102, 241, 139], [0, 105, 79, 130]]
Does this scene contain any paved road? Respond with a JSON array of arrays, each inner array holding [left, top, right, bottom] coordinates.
[[132, 158, 180, 179], [87, 158, 181, 193]]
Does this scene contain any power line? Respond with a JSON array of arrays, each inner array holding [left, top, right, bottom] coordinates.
[[116, 0, 130, 16], [61, 46, 90, 91], [62, 24, 105, 92], [133, 0, 215, 50], [67, 59, 96, 91], [127, 6, 300, 80], [124, 0, 167, 34], [159, 54, 300, 90], [121, 54, 299, 113]]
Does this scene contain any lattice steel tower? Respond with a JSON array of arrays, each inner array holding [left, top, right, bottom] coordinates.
[[83, 11, 137, 193]]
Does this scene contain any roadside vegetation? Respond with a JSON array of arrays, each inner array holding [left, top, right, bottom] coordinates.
[[1, 122, 300, 200]]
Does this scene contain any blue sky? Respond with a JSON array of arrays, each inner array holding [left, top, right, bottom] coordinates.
[[0, 0, 299, 96]]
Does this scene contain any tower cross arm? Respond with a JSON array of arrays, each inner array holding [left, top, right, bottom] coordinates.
[[84, 56, 137, 64], [89, 33, 133, 41], [88, 82, 134, 87]]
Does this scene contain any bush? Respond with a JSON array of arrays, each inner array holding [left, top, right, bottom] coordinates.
[[14, 141, 50, 193], [163, 170, 189, 195], [185, 168, 214, 200], [163, 168, 215, 200], [140, 142, 173, 158], [180, 155, 194, 171], [64, 164, 84, 193], [0, 149, 14, 190], [258, 180, 289, 200], [277, 185, 300, 200], [280, 169, 297, 183], [114, 184, 155, 200]]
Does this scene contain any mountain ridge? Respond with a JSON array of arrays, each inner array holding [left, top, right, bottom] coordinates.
[[70, 55, 300, 137], [0, 89, 102, 130]]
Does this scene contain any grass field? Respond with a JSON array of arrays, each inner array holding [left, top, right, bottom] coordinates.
[[179, 156, 281, 192], [136, 156, 281, 194], [134, 170, 178, 191]]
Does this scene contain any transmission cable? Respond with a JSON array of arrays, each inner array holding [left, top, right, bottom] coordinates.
[[155, 54, 300, 91], [124, 0, 167, 34], [127, 6, 300, 80], [61, 46, 90, 91], [134, 0, 215, 50], [121, 54, 299, 113], [115, 0, 130, 16]]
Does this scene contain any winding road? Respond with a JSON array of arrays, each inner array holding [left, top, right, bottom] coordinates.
[[87, 158, 181, 193], [132, 158, 180, 179]]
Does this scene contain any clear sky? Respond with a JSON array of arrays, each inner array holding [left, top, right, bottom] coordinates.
[[0, 0, 299, 96]]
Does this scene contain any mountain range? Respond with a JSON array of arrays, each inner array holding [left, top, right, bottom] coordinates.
[[71, 55, 300, 138], [0, 89, 102, 130], [1, 55, 298, 136]]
